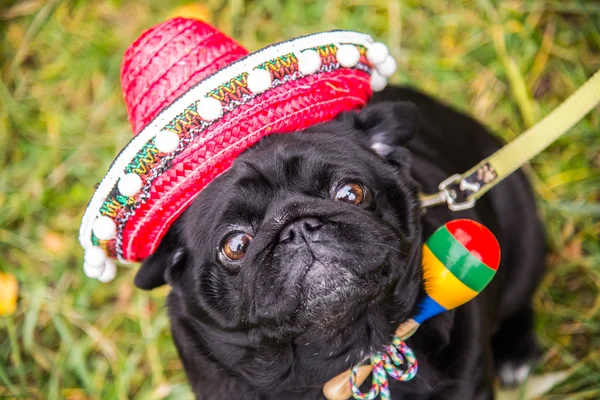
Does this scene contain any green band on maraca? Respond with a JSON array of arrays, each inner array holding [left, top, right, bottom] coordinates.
[[426, 226, 496, 292]]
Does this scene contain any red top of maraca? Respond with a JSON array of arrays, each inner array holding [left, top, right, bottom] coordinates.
[[446, 219, 500, 269]]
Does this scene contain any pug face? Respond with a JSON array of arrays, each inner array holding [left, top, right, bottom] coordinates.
[[135, 102, 424, 390]]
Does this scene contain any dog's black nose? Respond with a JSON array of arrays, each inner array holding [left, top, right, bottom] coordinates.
[[279, 218, 323, 244]]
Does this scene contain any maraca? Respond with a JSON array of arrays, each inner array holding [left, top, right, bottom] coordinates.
[[323, 219, 500, 400]]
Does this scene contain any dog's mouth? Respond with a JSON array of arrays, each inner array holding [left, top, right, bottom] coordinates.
[[290, 257, 394, 329]]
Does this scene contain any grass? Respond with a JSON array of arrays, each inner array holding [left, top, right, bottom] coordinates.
[[0, 0, 598, 398]]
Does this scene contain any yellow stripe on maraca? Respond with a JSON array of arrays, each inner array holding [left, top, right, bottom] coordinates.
[[422, 244, 478, 310]]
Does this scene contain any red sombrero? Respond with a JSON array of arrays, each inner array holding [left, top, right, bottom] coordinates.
[[80, 18, 397, 282]]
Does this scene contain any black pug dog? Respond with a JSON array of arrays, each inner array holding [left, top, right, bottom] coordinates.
[[134, 86, 546, 399]]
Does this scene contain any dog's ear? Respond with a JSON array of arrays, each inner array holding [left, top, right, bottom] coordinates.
[[340, 101, 420, 158], [134, 224, 187, 290]]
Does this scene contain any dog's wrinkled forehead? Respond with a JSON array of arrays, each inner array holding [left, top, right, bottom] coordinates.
[[240, 132, 381, 192], [192, 131, 384, 226]]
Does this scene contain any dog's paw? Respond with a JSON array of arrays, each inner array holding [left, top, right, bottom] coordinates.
[[492, 309, 540, 388], [497, 359, 534, 387]]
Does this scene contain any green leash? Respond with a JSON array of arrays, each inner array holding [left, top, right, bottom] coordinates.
[[421, 69, 600, 211]]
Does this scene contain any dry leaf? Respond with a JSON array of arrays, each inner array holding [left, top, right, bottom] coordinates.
[[563, 235, 583, 260], [42, 231, 67, 255], [0, 272, 18, 316]]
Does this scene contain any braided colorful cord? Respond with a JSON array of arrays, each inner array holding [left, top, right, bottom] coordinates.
[[349, 337, 418, 400]]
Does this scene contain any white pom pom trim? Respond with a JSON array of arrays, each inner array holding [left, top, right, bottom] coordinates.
[[198, 97, 223, 121], [377, 55, 397, 78], [84, 246, 107, 268], [118, 173, 143, 197], [370, 70, 387, 92], [297, 50, 322, 75], [92, 215, 117, 241], [97, 259, 117, 283], [367, 42, 389, 65], [247, 68, 272, 94], [154, 131, 180, 153], [337, 45, 361, 68], [83, 261, 104, 279]]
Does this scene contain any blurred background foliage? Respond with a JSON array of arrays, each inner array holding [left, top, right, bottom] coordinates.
[[0, 0, 599, 399]]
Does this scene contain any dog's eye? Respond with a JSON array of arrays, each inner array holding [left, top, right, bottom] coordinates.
[[334, 182, 365, 206], [221, 232, 252, 261]]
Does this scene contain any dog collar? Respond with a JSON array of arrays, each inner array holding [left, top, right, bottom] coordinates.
[[80, 18, 398, 281]]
